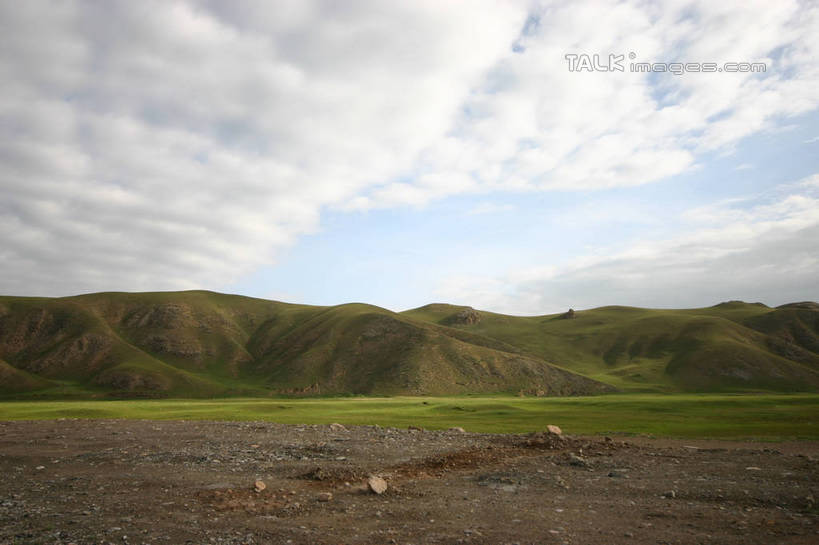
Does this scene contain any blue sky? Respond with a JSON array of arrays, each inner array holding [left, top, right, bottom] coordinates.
[[1, 1, 818, 314], [229, 109, 819, 312]]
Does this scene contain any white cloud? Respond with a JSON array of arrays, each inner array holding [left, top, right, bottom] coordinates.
[[436, 174, 819, 314], [0, 1, 817, 297], [352, 0, 819, 207], [0, 1, 525, 295]]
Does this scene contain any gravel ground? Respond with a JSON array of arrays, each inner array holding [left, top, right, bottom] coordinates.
[[0, 419, 817, 544]]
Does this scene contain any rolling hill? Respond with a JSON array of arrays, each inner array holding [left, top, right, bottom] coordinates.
[[0, 291, 611, 398], [401, 301, 819, 393], [0, 291, 817, 398]]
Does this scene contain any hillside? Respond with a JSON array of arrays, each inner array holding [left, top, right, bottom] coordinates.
[[1, 291, 818, 398], [0, 291, 610, 398], [401, 301, 819, 393]]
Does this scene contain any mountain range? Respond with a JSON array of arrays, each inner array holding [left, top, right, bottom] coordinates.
[[1, 291, 818, 398]]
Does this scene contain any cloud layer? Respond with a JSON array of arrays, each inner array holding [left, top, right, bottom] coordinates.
[[0, 1, 817, 301], [436, 175, 819, 314]]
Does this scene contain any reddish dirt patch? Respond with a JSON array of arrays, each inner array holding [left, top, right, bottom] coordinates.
[[0, 419, 817, 544]]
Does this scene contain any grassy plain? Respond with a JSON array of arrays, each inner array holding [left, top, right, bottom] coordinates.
[[1, 393, 817, 440]]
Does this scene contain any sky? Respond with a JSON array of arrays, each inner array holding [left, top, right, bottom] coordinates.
[[1, 0, 818, 315]]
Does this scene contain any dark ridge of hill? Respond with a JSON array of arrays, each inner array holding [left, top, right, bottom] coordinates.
[[743, 306, 819, 363], [777, 302, 819, 311], [0, 291, 610, 398], [712, 300, 769, 309], [401, 301, 819, 393]]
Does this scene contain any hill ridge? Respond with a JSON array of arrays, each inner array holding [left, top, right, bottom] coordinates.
[[1, 291, 818, 398]]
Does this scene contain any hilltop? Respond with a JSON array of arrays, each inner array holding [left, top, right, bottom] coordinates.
[[0, 290, 818, 398]]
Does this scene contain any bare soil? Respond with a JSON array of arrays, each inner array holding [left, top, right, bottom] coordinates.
[[0, 420, 817, 545]]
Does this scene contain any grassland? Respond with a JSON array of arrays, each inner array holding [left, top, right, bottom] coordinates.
[[1, 393, 817, 440]]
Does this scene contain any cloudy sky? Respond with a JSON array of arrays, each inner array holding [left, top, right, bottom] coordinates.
[[1, 0, 818, 315]]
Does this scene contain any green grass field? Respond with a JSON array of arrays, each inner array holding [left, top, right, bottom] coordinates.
[[1, 393, 817, 441]]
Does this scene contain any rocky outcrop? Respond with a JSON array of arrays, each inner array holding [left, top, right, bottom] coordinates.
[[442, 308, 482, 326]]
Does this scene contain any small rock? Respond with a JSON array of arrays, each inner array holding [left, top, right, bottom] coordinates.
[[317, 492, 333, 502], [329, 423, 347, 432], [546, 424, 562, 436], [745, 466, 762, 471], [408, 426, 424, 432], [367, 476, 388, 494], [448, 427, 466, 433], [568, 454, 587, 467], [35, 466, 45, 470], [608, 470, 626, 478], [253, 480, 266, 493], [663, 490, 676, 499]]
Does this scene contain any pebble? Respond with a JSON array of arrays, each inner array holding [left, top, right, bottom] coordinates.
[[568, 454, 587, 467], [367, 476, 388, 494]]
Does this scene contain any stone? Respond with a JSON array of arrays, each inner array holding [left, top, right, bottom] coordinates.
[[367, 476, 388, 495], [317, 492, 333, 502], [408, 426, 424, 432], [329, 423, 347, 432], [448, 427, 466, 433], [568, 454, 587, 467], [443, 308, 482, 325], [546, 424, 562, 436], [253, 480, 266, 493]]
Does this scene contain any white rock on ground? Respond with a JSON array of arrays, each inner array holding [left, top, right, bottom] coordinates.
[[367, 476, 388, 494]]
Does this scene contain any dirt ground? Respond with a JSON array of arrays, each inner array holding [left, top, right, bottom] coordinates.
[[0, 420, 817, 545]]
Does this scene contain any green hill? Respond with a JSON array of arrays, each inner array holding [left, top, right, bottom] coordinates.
[[400, 301, 819, 393], [0, 291, 611, 398], [1, 291, 818, 398]]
